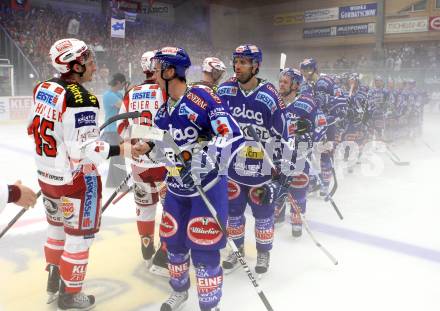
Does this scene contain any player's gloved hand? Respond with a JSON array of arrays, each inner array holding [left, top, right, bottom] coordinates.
[[249, 173, 292, 206], [249, 183, 278, 206], [177, 147, 218, 188]]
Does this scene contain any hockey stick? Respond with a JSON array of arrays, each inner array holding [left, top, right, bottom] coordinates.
[[99, 111, 141, 132], [280, 53, 287, 72], [328, 164, 338, 198], [287, 193, 338, 265], [246, 125, 344, 220], [131, 125, 274, 311], [102, 173, 132, 213], [112, 185, 133, 205], [421, 139, 435, 153], [385, 145, 410, 166], [0, 190, 42, 239], [306, 155, 343, 220]]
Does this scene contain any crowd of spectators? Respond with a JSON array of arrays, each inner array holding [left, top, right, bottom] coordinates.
[[0, 2, 226, 93], [3, 2, 440, 94], [321, 42, 440, 74]]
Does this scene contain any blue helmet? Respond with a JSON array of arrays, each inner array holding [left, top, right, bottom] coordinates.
[[300, 58, 317, 72], [280, 68, 303, 85], [153, 47, 191, 79], [315, 75, 335, 96], [232, 44, 263, 64]]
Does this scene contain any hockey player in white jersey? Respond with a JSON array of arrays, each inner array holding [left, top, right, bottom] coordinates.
[[117, 50, 169, 276], [28, 38, 126, 310]]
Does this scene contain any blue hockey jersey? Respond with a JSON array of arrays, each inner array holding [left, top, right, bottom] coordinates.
[[154, 84, 244, 196], [218, 78, 286, 186]]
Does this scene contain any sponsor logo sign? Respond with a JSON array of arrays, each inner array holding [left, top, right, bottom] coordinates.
[[305, 7, 339, 23], [273, 11, 304, 26], [339, 3, 377, 19], [429, 16, 440, 30], [386, 17, 428, 34]]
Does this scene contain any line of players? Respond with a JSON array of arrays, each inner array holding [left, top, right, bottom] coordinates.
[[28, 38, 425, 311]]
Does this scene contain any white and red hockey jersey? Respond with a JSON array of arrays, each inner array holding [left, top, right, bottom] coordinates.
[[118, 81, 166, 169], [28, 78, 111, 189]]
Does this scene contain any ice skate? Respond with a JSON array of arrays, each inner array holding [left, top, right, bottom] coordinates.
[[150, 245, 169, 277], [222, 245, 244, 274], [57, 291, 95, 311], [319, 185, 329, 198], [255, 251, 270, 277], [46, 264, 60, 304], [160, 290, 188, 311]]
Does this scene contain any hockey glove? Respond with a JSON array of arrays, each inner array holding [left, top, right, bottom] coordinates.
[[249, 183, 278, 206], [249, 174, 292, 207], [177, 147, 219, 188]]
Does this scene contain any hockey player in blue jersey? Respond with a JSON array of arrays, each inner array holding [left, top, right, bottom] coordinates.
[[276, 68, 327, 237], [314, 74, 348, 196], [217, 44, 287, 275], [367, 75, 390, 141], [300, 58, 318, 86], [137, 47, 244, 311], [342, 74, 368, 173], [384, 78, 400, 142]]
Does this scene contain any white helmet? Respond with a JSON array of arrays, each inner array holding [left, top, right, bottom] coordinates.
[[49, 38, 90, 74], [202, 57, 226, 73], [141, 50, 156, 73]]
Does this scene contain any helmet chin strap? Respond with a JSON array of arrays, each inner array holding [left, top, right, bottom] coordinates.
[[69, 61, 86, 77], [161, 66, 177, 100]]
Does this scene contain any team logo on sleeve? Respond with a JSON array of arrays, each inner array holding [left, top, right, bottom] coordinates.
[[293, 100, 313, 113], [217, 86, 238, 97], [211, 117, 231, 136], [255, 91, 277, 113], [36, 89, 58, 107], [315, 114, 327, 127], [187, 217, 223, 246], [179, 103, 199, 122]]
